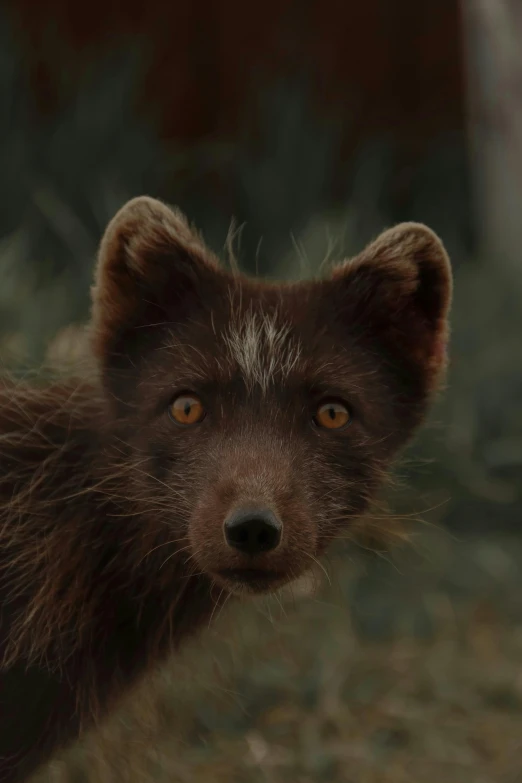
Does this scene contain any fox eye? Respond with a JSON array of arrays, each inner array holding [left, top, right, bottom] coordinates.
[[313, 400, 351, 430], [169, 394, 206, 426]]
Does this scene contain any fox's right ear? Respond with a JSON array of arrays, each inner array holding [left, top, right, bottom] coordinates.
[[91, 196, 220, 365], [329, 222, 452, 396]]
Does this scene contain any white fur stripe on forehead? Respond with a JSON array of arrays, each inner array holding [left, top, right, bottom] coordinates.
[[222, 297, 302, 394]]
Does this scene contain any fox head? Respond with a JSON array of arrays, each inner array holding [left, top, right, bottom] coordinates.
[[91, 196, 452, 595]]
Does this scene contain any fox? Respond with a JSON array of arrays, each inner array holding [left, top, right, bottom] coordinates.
[[0, 196, 452, 782]]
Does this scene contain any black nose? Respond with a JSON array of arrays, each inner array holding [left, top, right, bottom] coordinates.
[[224, 507, 282, 555]]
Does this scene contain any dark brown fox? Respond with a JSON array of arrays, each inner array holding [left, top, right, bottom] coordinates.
[[0, 197, 452, 782]]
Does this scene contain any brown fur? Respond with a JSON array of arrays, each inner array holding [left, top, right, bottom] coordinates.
[[0, 197, 452, 782]]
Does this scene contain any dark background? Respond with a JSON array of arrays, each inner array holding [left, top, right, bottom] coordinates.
[[1, 2, 521, 781]]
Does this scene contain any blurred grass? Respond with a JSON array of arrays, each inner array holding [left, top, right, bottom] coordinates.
[[34, 530, 522, 783]]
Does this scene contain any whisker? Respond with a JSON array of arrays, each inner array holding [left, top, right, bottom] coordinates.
[[136, 537, 190, 567], [207, 587, 226, 629], [159, 545, 192, 570], [300, 551, 332, 586]]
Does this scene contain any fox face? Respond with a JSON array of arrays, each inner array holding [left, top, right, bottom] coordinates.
[[91, 197, 452, 596]]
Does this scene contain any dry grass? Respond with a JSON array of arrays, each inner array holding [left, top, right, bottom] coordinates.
[[33, 529, 522, 783]]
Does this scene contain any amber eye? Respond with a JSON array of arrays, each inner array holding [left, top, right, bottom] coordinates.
[[169, 394, 206, 426], [314, 400, 351, 430]]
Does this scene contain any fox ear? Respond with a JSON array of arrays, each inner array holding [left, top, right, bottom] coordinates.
[[91, 196, 220, 364], [330, 222, 452, 392]]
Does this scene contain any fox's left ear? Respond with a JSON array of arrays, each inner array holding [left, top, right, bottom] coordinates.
[[330, 222, 452, 391], [91, 196, 221, 367]]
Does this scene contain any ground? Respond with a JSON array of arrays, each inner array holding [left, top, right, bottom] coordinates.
[[36, 530, 522, 783]]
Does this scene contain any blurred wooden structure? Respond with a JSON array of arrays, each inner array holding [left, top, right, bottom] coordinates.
[[12, 0, 465, 160], [464, 0, 522, 269]]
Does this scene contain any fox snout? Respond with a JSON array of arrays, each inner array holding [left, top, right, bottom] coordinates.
[[187, 439, 317, 593]]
